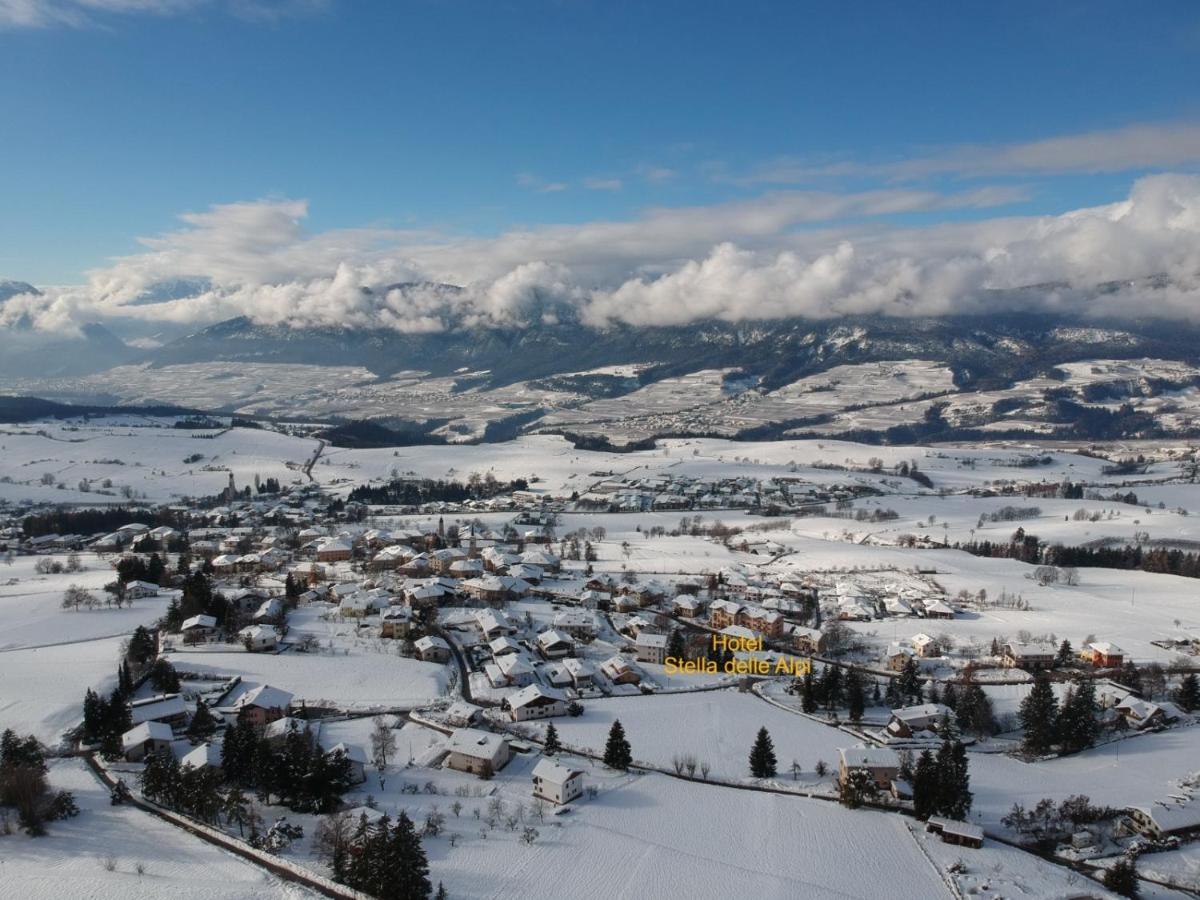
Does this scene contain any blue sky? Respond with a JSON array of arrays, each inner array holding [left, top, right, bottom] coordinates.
[[3, 0, 1199, 285]]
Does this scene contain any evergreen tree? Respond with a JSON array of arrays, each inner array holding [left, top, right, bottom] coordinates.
[[1117, 661, 1143, 696], [117, 661, 134, 698], [897, 657, 921, 703], [543, 724, 561, 756], [1019, 671, 1059, 756], [1173, 672, 1200, 712], [800, 672, 817, 714], [82, 688, 103, 743], [187, 700, 218, 740], [150, 658, 181, 694], [934, 740, 972, 819], [926, 680, 940, 704], [1058, 680, 1098, 754], [845, 669, 865, 722], [911, 749, 938, 819], [941, 682, 958, 710], [748, 727, 777, 778], [821, 665, 843, 710], [1055, 639, 1074, 668], [665, 628, 686, 662], [1102, 857, 1139, 898], [603, 720, 632, 770], [390, 810, 432, 900], [127, 626, 156, 669], [99, 687, 131, 761]]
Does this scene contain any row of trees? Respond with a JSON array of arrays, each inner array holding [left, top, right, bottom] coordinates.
[[318, 810, 434, 899], [220, 717, 354, 813], [1, 729, 78, 836], [1019, 673, 1099, 756]]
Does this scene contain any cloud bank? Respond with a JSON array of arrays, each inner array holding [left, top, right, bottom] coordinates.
[[6, 175, 1200, 337]]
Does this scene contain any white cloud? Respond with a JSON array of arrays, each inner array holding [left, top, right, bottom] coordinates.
[[583, 177, 623, 191], [516, 173, 568, 193], [736, 121, 1200, 184], [10, 175, 1200, 337], [0, 0, 325, 27]]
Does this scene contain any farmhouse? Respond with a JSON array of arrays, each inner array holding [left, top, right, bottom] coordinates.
[[415, 635, 452, 663], [1002, 642, 1056, 670], [926, 817, 984, 849], [838, 746, 900, 790], [179, 614, 219, 642], [886, 703, 952, 738], [124, 580, 160, 599], [444, 728, 511, 776], [911, 633, 940, 658], [121, 721, 174, 761], [233, 684, 293, 726], [1081, 641, 1124, 668], [238, 624, 279, 651], [476, 609, 517, 640], [1125, 802, 1200, 840], [532, 758, 585, 805], [505, 684, 569, 721], [129, 694, 189, 728]]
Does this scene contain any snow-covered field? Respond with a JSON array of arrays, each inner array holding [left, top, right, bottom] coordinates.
[[3, 759, 320, 900], [0, 553, 170, 650], [0, 636, 123, 743], [549, 689, 849, 782]]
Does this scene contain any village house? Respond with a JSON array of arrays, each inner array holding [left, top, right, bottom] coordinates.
[[886, 644, 915, 671], [738, 605, 784, 638], [1115, 696, 1168, 730], [238, 624, 279, 652], [316, 539, 352, 563], [563, 657, 595, 689], [462, 574, 531, 603], [444, 728, 512, 776], [911, 633, 940, 658], [488, 635, 523, 657], [532, 758, 585, 805], [1080, 641, 1124, 668], [552, 610, 597, 639], [179, 614, 219, 643], [415, 635, 452, 663], [791, 627, 828, 656], [123, 580, 160, 600], [709, 599, 742, 630], [886, 703, 953, 738], [129, 694, 189, 728], [920, 598, 955, 619], [925, 817, 984, 849], [1124, 802, 1200, 841], [443, 701, 479, 728], [328, 742, 368, 784], [1002, 641, 1056, 670], [673, 595, 702, 618], [505, 684, 570, 721], [838, 746, 900, 790], [121, 721, 174, 761], [476, 609, 517, 640], [536, 628, 575, 659], [181, 742, 223, 773], [496, 653, 537, 687], [380, 606, 413, 639], [600, 655, 642, 685], [232, 684, 293, 726], [634, 632, 668, 665]]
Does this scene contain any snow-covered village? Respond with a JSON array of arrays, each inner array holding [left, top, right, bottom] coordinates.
[[1, 418, 1200, 899], [8, 4, 1200, 899]]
